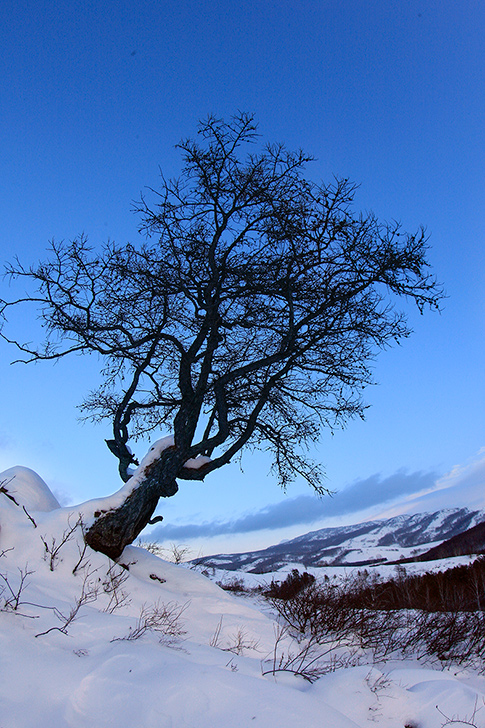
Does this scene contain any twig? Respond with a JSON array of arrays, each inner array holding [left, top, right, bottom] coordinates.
[[35, 574, 99, 637]]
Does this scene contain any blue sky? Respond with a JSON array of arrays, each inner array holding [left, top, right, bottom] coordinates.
[[1, 0, 484, 554]]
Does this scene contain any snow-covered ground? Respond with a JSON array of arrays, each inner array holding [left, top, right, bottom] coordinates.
[[2, 466, 485, 728]]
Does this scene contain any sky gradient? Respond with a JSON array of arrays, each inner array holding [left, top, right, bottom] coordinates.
[[1, 0, 484, 554]]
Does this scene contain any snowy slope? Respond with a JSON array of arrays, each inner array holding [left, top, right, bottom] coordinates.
[[2, 467, 485, 728]]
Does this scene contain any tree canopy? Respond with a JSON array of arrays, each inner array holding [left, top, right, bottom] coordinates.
[[0, 113, 442, 557]]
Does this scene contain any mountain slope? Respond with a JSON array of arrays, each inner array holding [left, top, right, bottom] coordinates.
[[402, 519, 485, 563], [195, 508, 485, 572]]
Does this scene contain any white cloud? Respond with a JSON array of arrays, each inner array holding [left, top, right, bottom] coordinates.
[[376, 449, 485, 518]]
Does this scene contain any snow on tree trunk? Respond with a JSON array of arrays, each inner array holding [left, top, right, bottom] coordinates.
[[84, 467, 177, 560], [83, 437, 210, 560]]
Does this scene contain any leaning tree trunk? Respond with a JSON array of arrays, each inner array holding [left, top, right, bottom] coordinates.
[[83, 444, 210, 561], [84, 459, 179, 561]]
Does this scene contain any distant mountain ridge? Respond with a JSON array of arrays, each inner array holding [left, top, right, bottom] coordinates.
[[194, 508, 485, 573]]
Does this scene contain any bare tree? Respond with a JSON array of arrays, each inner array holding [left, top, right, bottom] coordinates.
[[0, 113, 442, 559]]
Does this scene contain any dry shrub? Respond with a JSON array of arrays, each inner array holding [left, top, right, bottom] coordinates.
[[216, 576, 248, 593], [264, 562, 485, 672], [348, 558, 485, 613], [112, 600, 188, 646], [264, 569, 316, 600]]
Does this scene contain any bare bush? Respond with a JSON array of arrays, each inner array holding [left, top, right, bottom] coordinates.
[[436, 697, 484, 728], [72, 537, 89, 576], [34, 572, 99, 638], [265, 572, 360, 643], [102, 563, 131, 613], [262, 624, 359, 683], [0, 478, 19, 505], [0, 565, 35, 612], [216, 576, 248, 593], [136, 540, 165, 558], [165, 544, 193, 565], [223, 626, 260, 655], [0, 477, 37, 527], [209, 616, 259, 655], [112, 600, 188, 646], [347, 558, 485, 613], [263, 563, 485, 673], [264, 570, 315, 600], [137, 540, 192, 565], [40, 514, 84, 571], [209, 616, 224, 649]]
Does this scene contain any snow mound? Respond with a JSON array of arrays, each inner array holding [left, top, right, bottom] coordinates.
[[0, 466, 61, 511]]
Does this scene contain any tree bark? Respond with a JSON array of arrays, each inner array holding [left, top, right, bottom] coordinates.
[[84, 460, 179, 561]]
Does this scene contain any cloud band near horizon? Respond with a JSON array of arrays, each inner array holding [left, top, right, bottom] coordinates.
[[148, 469, 438, 542]]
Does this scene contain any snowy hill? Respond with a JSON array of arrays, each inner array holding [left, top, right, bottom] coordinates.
[[3, 466, 485, 728], [407, 518, 485, 562], [0, 465, 61, 511], [194, 508, 485, 572]]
